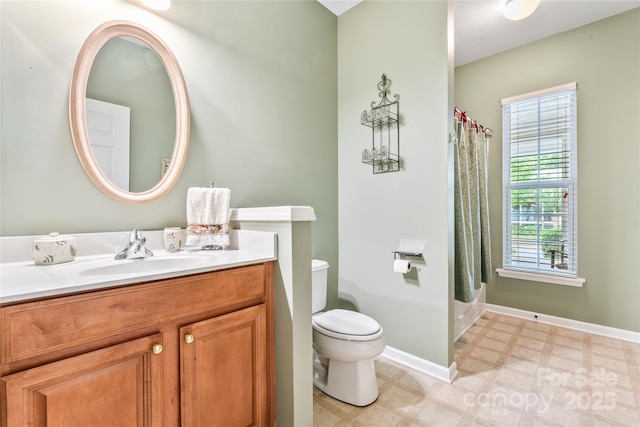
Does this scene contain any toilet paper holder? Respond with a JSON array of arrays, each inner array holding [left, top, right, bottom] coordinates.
[[392, 250, 422, 259]]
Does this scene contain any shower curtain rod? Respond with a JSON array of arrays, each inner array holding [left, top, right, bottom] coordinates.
[[454, 107, 494, 135]]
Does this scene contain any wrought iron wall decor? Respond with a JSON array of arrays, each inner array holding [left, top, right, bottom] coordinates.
[[361, 74, 400, 174]]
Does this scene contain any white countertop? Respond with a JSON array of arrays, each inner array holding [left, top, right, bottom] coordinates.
[[0, 229, 277, 304]]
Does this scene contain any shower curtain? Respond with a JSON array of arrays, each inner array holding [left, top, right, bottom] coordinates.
[[454, 115, 492, 303]]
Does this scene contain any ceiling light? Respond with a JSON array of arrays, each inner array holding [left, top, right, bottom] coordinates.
[[504, 0, 540, 21], [141, 0, 171, 11]]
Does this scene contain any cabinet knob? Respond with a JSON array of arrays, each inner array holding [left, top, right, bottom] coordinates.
[[152, 344, 163, 355], [184, 334, 195, 344]]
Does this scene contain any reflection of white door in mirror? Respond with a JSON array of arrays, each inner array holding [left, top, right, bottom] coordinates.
[[86, 98, 131, 191]]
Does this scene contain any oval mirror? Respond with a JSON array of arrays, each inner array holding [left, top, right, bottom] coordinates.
[[70, 21, 190, 203]]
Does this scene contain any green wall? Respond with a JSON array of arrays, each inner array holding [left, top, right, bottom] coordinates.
[[455, 9, 640, 332], [338, 0, 453, 367], [0, 1, 338, 288]]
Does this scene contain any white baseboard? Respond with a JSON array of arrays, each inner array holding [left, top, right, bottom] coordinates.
[[381, 346, 458, 384], [486, 304, 640, 344]]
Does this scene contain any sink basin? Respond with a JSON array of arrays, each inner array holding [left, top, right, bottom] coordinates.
[[79, 255, 211, 276]]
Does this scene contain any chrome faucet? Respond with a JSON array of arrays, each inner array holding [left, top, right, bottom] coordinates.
[[115, 229, 154, 260]]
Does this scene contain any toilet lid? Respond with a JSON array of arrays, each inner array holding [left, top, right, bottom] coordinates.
[[313, 309, 381, 336]]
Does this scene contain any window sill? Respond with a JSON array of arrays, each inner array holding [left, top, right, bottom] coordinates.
[[496, 268, 585, 287]]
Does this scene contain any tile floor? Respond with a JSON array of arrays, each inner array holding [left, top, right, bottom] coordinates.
[[313, 312, 640, 426]]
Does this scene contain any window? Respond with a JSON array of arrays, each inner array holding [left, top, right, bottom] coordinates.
[[500, 83, 579, 282]]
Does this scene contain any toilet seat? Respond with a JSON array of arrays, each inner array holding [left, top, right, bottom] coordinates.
[[312, 309, 383, 341]]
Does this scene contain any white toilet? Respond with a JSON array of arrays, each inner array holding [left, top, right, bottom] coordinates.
[[311, 259, 385, 406]]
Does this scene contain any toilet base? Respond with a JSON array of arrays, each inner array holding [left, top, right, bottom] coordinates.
[[313, 358, 379, 407]]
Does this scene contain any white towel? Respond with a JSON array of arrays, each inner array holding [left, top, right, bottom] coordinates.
[[186, 187, 231, 246]]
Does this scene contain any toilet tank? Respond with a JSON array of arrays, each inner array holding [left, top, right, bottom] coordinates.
[[311, 259, 329, 314]]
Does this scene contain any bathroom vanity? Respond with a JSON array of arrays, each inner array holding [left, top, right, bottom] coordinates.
[[0, 230, 277, 426]]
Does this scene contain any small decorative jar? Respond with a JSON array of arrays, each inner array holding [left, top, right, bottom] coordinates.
[[32, 232, 77, 265], [163, 227, 182, 252]]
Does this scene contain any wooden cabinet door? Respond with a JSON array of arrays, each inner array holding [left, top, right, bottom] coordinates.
[[0, 334, 163, 427], [181, 304, 270, 427]]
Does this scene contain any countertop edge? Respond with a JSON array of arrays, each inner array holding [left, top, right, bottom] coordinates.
[[1, 255, 275, 305]]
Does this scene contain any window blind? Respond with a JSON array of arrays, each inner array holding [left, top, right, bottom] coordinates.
[[502, 83, 577, 276]]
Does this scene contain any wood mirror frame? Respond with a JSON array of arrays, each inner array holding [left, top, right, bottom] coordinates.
[[69, 20, 190, 203]]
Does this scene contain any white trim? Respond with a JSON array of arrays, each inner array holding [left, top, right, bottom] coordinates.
[[501, 82, 577, 105], [496, 268, 585, 287], [454, 302, 486, 342], [381, 346, 458, 384], [486, 304, 640, 344], [229, 206, 317, 222]]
